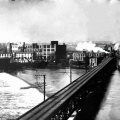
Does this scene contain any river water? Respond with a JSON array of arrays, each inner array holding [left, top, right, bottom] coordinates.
[[0, 68, 85, 120], [95, 69, 120, 120]]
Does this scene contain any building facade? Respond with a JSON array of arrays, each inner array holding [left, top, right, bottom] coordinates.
[[6, 41, 66, 63]]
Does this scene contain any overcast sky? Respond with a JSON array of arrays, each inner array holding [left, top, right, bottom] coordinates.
[[0, 0, 120, 43]]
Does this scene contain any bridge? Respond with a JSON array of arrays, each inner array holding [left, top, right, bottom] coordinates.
[[17, 56, 117, 120]]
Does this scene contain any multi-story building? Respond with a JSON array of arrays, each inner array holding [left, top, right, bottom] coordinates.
[[7, 42, 25, 53], [72, 51, 104, 62], [13, 52, 33, 63], [71, 51, 105, 67], [6, 41, 66, 63], [51, 41, 66, 64], [40, 43, 56, 62]]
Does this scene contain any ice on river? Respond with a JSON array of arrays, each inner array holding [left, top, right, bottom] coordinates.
[[0, 72, 45, 119]]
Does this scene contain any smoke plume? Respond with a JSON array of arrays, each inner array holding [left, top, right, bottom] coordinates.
[[114, 42, 120, 50], [76, 41, 109, 53]]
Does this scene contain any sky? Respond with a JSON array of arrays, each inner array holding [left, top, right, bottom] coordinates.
[[0, 0, 120, 43]]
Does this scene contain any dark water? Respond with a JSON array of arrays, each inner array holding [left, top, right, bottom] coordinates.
[[13, 68, 86, 96], [0, 68, 85, 119], [74, 69, 120, 120], [96, 70, 120, 120]]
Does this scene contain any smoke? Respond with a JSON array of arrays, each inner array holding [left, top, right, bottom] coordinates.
[[76, 41, 109, 53], [114, 42, 120, 50], [87, 0, 119, 4], [0, 0, 120, 43]]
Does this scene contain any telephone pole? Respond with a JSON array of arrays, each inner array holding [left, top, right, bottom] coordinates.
[[35, 74, 46, 101], [70, 62, 72, 83]]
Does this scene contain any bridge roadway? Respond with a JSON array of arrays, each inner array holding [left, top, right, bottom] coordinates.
[[17, 57, 116, 120]]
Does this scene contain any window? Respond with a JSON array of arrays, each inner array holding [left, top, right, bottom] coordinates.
[[51, 49, 54, 51], [47, 49, 50, 51], [47, 45, 50, 48], [39, 49, 42, 52], [44, 45, 46, 48], [51, 45, 54, 48]]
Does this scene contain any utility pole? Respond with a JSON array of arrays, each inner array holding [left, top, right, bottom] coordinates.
[[43, 75, 46, 101], [70, 62, 72, 83], [35, 74, 46, 101]]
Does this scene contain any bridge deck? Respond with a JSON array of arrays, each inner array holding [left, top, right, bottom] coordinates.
[[17, 57, 116, 120]]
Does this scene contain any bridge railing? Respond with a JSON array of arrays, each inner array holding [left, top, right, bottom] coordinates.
[[17, 57, 116, 120]]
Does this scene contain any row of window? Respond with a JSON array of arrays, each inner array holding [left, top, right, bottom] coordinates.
[[12, 48, 55, 52], [12, 44, 55, 49], [0, 54, 11, 57], [73, 53, 104, 57]]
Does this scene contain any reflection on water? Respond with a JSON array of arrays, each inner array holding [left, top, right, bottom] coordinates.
[[14, 68, 86, 96], [0, 68, 85, 119], [96, 70, 120, 120]]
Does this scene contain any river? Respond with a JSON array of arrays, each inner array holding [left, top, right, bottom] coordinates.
[[0, 68, 85, 120], [95, 69, 120, 120]]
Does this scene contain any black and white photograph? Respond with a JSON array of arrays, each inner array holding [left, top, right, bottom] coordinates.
[[0, 0, 120, 120]]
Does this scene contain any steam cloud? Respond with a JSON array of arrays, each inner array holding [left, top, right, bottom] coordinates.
[[0, 0, 120, 43], [76, 41, 109, 53], [114, 42, 120, 50]]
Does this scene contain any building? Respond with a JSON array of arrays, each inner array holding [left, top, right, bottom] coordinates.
[[13, 52, 33, 63], [6, 41, 66, 63], [51, 41, 66, 64], [70, 51, 105, 67], [0, 53, 12, 58], [7, 42, 25, 53]]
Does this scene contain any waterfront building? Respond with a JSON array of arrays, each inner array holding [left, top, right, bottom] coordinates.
[[71, 51, 105, 67], [25, 41, 66, 63], [73, 51, 86, 62], [41, 42, 56, 62], [13, 52, 33, 63], [25, 43, 33, 52], [6, 41, 66, 64], [7, 42, 25, 53], [51, 41, 66, 64], [0, 53, 12, 58]]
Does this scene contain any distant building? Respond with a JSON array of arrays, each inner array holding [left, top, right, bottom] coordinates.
[[6, 41, 66, 63], [51, 41, 66, 64], [7, 43, 12, 53], [0, 53, 12, 58], [7, 42, 25, 53], [13, 52, 33, 63], [68, 51, 104, 67]]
